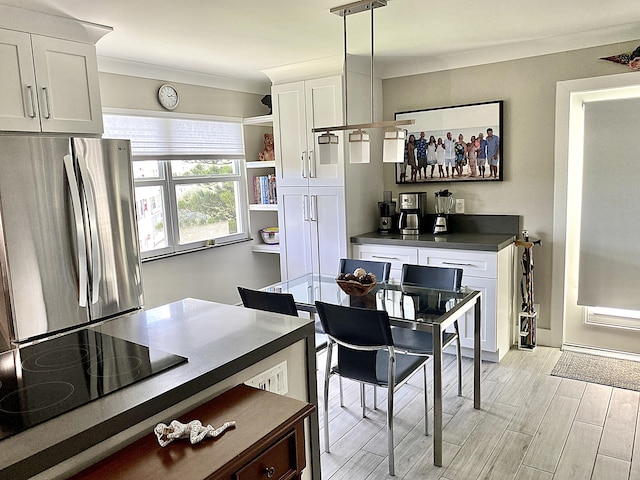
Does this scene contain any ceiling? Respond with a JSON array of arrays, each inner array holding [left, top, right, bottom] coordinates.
[[4, 0, 640, 93]]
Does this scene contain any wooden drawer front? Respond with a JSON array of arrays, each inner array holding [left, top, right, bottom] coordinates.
[[234, 429, 298, 480], [352, 244, 418, 281], [418, 248, 497, 279]]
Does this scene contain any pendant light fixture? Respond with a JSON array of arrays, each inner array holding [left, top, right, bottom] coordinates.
[[313, 0, 414, 164]]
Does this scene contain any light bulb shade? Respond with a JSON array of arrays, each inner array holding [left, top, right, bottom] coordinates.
[[317, 132, 339, 165], [383, 128, 406, 163], [348, 129, 370, 164]]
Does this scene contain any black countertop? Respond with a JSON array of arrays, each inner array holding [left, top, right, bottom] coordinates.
[[1, 298, 315, 480], [351, 231, 516, 252]]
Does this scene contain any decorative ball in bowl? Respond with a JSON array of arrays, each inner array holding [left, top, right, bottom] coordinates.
[[259, 227, 279, 244], [336, 269, 377, 296]]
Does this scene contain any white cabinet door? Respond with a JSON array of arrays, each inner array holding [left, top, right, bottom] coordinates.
[[0, 29, 102, 134], [457, 276, 497, 353], [310, 187, 346, 277], [272, 76, 344, 188], [278, 187, 313, 280], [278, 186, 346, 280], [305, 76, 344, 188], [31, 35, 103, 134], [272, 81, 307, 187], [0, 29, 40, 132]]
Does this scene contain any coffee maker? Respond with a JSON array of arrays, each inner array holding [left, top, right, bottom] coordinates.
[[398, 192, 427, 235], [433, 189, 454, 234], [377, 191, 397, 233]]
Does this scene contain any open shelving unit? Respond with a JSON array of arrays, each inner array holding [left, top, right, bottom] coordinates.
[[243, 115, 280, 255]]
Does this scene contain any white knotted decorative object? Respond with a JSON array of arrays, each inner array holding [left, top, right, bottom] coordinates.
[[154, 419, 236, 447]]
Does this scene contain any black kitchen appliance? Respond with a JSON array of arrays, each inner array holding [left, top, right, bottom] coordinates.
[[0, 329, 187, 441], [377, 190, 397, 233]]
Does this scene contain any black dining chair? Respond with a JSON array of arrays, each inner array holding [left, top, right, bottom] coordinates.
[[395, 264, 464, 396], [237, 287, 328, 352], [315, 301, 429, 477]]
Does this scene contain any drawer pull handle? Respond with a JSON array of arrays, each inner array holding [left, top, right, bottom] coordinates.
[[371, 255, 399, 260], [265, 466, 276, 478], [442, 261, 476, 267]]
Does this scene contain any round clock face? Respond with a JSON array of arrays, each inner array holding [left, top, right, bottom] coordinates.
[[158, 84, 179, 110]]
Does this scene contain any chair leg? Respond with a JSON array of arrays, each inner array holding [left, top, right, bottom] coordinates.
[[323, 343, 333, 453], [423, 364, 429, 436], [373, 385, 377, 410], [339, 376, 344, 407], [387, 355, 396, 476], [361, 383, 366, 418], [454, 320, 463, 397]]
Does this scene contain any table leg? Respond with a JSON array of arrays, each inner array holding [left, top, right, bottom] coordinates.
[[433, 323, 443, 467], [474, 297, 482, 410]]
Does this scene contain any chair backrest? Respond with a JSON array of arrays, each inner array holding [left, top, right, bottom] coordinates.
[[400, 264, 463, 291], [315, 301, 392, 384], [237, 287, 298, 316], [339, 258, 392, 282]]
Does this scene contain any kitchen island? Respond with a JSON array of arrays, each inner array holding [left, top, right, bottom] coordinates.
[[1, 298, 318, 480]]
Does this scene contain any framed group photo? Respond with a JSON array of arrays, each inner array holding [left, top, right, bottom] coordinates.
[[395, 100, 503, 184]]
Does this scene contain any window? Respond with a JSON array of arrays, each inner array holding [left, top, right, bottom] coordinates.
[[103, 111, 249, 258]]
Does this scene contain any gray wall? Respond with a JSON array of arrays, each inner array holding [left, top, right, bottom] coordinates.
[[98, 72, 281, 308], [381, 40, 640, 342]]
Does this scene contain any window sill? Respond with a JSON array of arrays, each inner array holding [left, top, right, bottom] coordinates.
[[141, 237, 252, 263]]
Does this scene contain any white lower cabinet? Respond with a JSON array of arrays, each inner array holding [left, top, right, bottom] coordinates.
[[279, 186, 346, 280], [351, 244, 417, 282], [352, 243, 514, 362]]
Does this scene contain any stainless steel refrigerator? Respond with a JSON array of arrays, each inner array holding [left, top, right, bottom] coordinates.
[[0, 136, 143, 350]]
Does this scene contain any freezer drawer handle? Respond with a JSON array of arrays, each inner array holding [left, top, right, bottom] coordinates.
[[63, 154, 88, 308], [76, 151, 102, 304]]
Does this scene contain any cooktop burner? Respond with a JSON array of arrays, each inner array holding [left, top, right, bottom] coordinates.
[[0, 329, 187, 441]]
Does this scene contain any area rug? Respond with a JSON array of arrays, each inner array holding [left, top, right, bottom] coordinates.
[[551, 351, 640, 392]]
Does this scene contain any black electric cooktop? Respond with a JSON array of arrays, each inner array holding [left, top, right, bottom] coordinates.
[[0, 329, 187, 441]]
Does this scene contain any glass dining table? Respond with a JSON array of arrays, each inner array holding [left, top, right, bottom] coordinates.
[[263, 273, 482, 468]]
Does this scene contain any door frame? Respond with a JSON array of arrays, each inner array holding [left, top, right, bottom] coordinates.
[[551, 71, 640, 355]]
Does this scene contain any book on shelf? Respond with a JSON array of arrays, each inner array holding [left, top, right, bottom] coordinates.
[[253, 174, 277, 205]]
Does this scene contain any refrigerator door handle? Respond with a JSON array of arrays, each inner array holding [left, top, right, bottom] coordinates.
[[63, 154, 88, 308], [76, 151, 102, 305]]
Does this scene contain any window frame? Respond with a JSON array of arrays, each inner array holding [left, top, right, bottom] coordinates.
[[103, 108, 250, 260]]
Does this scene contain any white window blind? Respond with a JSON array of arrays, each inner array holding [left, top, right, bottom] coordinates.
[[578, 97, 640, 310], [103, 114, 244, 157]]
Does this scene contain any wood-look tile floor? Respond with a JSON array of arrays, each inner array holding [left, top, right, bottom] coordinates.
[[316, 346, 640, 479]]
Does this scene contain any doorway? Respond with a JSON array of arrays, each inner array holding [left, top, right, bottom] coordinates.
[[552, 72, 640, 356]]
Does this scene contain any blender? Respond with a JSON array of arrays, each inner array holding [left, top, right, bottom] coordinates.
[[433, 190, 453, 234]]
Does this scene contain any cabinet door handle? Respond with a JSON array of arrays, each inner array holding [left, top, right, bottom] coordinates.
[[309, 150, 315, 178], [41, 86, 52, 119], [303, 195, 309, 221], [372, 255, 400, 260], [264, 466, 276, 478], [442, 261, 476, 267], [310, 194, 317, 222], [26, 85, 37, 118], [301, 151, 307, 178]]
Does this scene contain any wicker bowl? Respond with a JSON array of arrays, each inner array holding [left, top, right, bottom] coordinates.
[[336, 279, 377, 296]]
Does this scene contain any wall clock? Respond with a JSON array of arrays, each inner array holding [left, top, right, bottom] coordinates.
[[158, 84, 179, 110]]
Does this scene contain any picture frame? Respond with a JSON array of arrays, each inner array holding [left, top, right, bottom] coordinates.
[[395, 100, 503, 184]]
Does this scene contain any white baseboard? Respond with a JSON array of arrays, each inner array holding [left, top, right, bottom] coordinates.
[[561, 343, 640, 362]]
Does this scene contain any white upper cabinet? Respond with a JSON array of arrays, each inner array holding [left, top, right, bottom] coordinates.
[[272, 75, 344, 188], [0, 28, 103, 134]]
